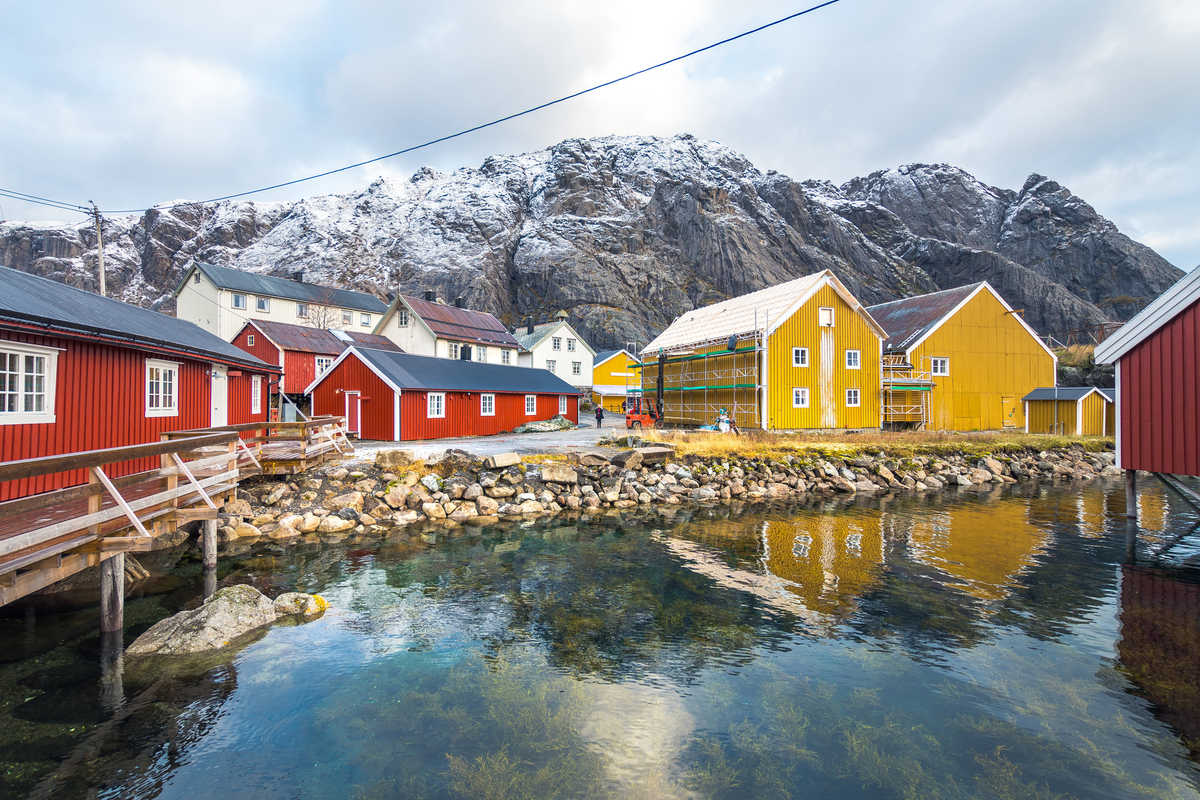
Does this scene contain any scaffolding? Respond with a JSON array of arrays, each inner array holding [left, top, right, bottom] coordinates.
[[881, 354, 934, 430], [635, 331, 765, 429]]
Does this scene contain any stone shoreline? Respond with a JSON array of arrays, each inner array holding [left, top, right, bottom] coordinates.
[[212, 441, 1120, 547]]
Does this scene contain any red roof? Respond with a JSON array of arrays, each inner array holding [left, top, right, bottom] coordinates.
[[339, 330, 401, 350], [402, 295, 521, 349], [245, 320, 402, 355]]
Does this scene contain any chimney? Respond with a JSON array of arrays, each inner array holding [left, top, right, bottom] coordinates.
[[290, 270, 306, 283], [555, 309, 569, 321], [423, 289, 436, 302], [525, 317, 534, 335], [454, 296, 465, 309]]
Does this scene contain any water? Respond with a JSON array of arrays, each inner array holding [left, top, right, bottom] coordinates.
[[2, 481, 1200, 799]]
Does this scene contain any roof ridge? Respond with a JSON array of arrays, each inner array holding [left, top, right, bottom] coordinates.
[[866, 281, 984, 310]]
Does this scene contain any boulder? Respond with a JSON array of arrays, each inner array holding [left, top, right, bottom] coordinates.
[[273, 592, 328, 617], [222, 497, 253, 517], [375, 449, 415, 469], [635, 446, 674, 464], [420, 474, 442, 492], [579, 451, 612, 467], [383, 485, 410, 509], [127, 586, 294, 656], [540, 464, 579, 484], [318, 515, 355, 533], [270, 514, 303, 540], [263, 484, 291, 506], [512, 415, 574, 433], [484, 452, 521, 469], [982, 456, 1005, 476], [329, 491, 364, 512], [421, 501, 447, 519], [611, 450, 644, 470], [475, 495, 500, 515]]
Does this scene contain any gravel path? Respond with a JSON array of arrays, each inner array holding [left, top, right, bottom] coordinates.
[[347, 417, 625, 462]]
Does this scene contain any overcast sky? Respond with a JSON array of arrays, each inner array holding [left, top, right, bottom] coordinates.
[[2, 0, 1197, 267]]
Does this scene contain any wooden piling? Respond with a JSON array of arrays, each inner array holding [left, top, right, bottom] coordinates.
[[99, 553, 124, 633], [1125, 469, 1138, 520], [202, 518, 218, 569]]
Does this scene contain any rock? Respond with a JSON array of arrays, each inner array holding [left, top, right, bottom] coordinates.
[[854, 480, 881, 493], [127, 585, 278, 655], [421, 501, 447, 519], [611, 450, 644, 470], [329, 491, 364, 512], [233, 522, 262, 540], [250, 513, 276, 527], [263, 484, 291, 505], [383, 485, 410, 509], [579, 451, 612, 466], [952, 474, 973, 487], [420, 474, 442, 492], [831, 477, 856, 493], [517, 500, 545, 514], [512, 415, 574, 433], [328, 468, 349, 481], [463, 483, 483, 500], [222, 498, 252, 517], [475, 495, 500, 515], [982, 456, 1005, 475], [270, 514, 303, 540], [485, 485, 516, 498], [691, 486, 718, 501], [318, 515, 355, 533], [540, 464, 579, 484], [968, 468, 993, 484], [392, 509, 420, 524], [483, 452, 521, 469], [375, 449, 415, 469], [273, 592, 328, 618]]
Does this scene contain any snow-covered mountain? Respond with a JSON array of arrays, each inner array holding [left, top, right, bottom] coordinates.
[[0, 134, 1180, 349]]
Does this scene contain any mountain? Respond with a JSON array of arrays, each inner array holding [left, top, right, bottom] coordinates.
[[0, 135, 1181, 350]]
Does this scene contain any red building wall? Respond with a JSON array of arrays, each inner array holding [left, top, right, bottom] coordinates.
[[227, 371, 271, 427], [310, 355, 395, 439], [231, 326, 282, 370], [282, 350, 325, 396], [1119, 297, 1200, 475], [399, 390, 577, 441]]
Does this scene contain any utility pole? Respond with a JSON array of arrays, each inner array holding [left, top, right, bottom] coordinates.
[[89, 201, 105, 297]]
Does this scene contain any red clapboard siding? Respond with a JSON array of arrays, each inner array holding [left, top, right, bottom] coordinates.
[[1119, 297, 1200, 475], [283, 350, 321, 396], [399, 390, 577, 441], [231, 326, 282, 371], [227, 372, 270, 427], [0, 331, 211, 500], [311, 354, 395, 439]]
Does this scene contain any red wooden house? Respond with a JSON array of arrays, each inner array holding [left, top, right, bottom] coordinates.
[[305, 346, 579, 441], [1096, 266, 1200, 478], [0, 266, 279, 499], [231, 319, 401, 399]]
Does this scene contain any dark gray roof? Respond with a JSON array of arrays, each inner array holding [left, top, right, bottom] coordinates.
[[0, 265, 277, 371], [1022, 386, 1111, 402], [867, 283, 983, 352], [1097, 387, 1115, 402], [187, 263, 387, 313], [594, 349, 622, 365], [352, 347, 579, 394]]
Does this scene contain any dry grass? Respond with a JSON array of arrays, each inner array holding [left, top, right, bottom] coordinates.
[[640, 428, 1112, 460], [1055, 344, 1095, 370]]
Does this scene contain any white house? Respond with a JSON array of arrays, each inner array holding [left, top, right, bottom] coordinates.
[[512, 311, 595, 391], [372, 291, 523, 364], [175, 263, 389, 341]]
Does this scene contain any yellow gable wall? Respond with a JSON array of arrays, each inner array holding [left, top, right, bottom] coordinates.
[[768, 283, 882, 429], [908, 288, 1055, 431], [1079, 391, 1110, 435], [591, 352, 640, 412], [1026, 399, 1078, 434]]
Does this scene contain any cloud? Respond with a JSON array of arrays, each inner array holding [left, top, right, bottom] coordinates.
[[0, 0, 1197, 267]]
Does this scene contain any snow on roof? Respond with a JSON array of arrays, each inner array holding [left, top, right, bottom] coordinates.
[[642, 270, 884, 354]]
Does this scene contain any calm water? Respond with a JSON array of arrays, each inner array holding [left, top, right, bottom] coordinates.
[[2, 481, 1200, 799]]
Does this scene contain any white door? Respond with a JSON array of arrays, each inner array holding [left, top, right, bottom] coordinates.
[[210, 364, 228, 427]]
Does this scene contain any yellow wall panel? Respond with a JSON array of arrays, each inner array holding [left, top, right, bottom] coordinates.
[[1026, 399, 1078, 434], [1079, 391, 1109, 435]]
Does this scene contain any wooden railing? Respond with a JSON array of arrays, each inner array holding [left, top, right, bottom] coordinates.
[[161, 416, 351, 474]]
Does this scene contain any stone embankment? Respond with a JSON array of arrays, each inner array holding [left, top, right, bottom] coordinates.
[[212, 442, 1119, 546]]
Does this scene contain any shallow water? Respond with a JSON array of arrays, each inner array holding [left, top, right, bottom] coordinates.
[[2, 481, 1200, 799]]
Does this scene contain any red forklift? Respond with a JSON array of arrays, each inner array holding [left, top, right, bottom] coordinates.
[[624, 394, 661, 430]]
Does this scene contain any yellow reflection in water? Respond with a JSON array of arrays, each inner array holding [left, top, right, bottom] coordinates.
[[1138, 489, 1168, 533], [762, 515, 885, 617]]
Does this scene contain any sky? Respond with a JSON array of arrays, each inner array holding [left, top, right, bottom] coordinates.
[[1, 0, 1197, 267]]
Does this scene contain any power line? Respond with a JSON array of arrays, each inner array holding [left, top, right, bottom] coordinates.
[[0, 188, 90, 214], [109, 0, 842, 214]]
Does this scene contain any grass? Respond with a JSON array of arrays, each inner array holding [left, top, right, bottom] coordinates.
[[1055, 344, 1095, 371], [639, 428, 1112, 460]]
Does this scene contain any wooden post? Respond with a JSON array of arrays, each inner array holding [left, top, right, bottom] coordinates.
[[99, 553, 124, 633], [202, 518, 218, 569], [99, 629, 124, 713], [203, 565, 217, 600], [1125, 469, 1138, 519]]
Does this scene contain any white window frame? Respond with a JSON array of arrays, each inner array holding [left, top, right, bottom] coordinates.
[[296, 303, 309, 319], [231, 292, 246, 310], [792, 347, 808, 367], [501, 350, 511, 365], [558, 395, 568, 415], [845, 349, 861, 370], [480, 393, 495, 416], [315, 356, 333, 376], [360, 313, 371, 327], [567, 338, 576, 352], [246, 334, 255, 347], [552, 337, 562, 351], [546, 359, 557, 373], [396, 308, 409, 327], [931, 357, 950, 376], [818, 307, 835, 327], [145, 358, 180, 417], [341, 309, 353, 325], [792, 387, 809, 408], [255, 296, 270, 312], [845, 388, 861, 408], [427, 391, 446, 418], [477, 345, 487, 362], [525, 394, 537, 415], [250, 375, 262, 414], [571, 361, 581, 376], [0, 341, 58, 425], [448, 342, 460, 359]]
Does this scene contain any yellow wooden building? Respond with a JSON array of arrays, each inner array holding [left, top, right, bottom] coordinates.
[[867, 282, 1057, 431], [590, 349, 639, 413], [640, 270, 886, 430], [1022, 386, 1114, 435]]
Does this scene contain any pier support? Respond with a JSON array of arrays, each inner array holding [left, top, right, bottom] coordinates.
[[99, 630, 125, 712], [1125, 470, 1138, 520], [201, 518, 218, 569], [99, 552, 125, 634]]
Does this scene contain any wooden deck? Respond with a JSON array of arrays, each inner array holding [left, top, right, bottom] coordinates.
[[162, 416, 352, 475]]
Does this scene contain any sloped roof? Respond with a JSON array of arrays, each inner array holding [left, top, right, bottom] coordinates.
[[184, 263, 387, 313], [1022, 386, 1110, 402], [1095, 265, 1200, 364], [309, 347, 578, 395], [594, 349, 632, 367], [642, 270, 885, 354], [335, 330, 402, 350], [401, 295, 521, 349], [245, 320, 403, 355], [0, 265, 277, 371], [867, 283, 983, 353], [513, 321, 559, 351]]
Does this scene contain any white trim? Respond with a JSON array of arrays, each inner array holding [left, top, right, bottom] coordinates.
[[250, 375, 262, 414], [1114, 362, 1122, 468], [302, 346, 404, 395], [525, 394, 537, 416], [845, 388, 861, 408], [393, 389, 401, 441], [481, 392, 496, 416], [1024, 400, 1029, 433], [792, 346, 809, 367], [1075, 396, 1083, 436], [845, 349, 861, 370], [901, 282, 1058, 364], [1095, 265, 1200, 364], [593, 348, 634, 368], [792, 387, 809, 408], [767, 271, 888, 340], [930, 357, 950, 377], [144, 358, 180, 417], [427, 391, 445, 418], [0, 340, 59, 425]]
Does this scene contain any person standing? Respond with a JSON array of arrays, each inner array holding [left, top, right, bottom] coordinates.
[[594, 404, 605, 428]]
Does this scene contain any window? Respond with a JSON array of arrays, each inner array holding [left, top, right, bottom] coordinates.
[[247, 334, 255, 347], [476, 346, 487, 362], [360, 313, 371, 327], [567, 338, 576, 352], [552, 337, 562, 351], [342, 310, 353, 325], [145, 359, 179, 417], [251, 375, 262, 414], [792, 347, 809, 367], [427, 392, 445, 418], [501, 350, 511, 365], [931, 357, 949, 376], [571, 361, 581, 376], [0, 342, 57, 424], [396, 308, 409, 327], [546, 359, 556, 372], [525, 394, 537, 415], [845, 388, 861, 407], [296, 303, 309, 319], [231, 293, 246, 309], [315, 356, 333, 375], [480, 393, 495, 416], [448, 342, 460, 359], [256, 296, 270, 312], [558, 395, 568, 415], [193, 272, 200, 284], [845, 349, 861, 369], [792, 387, 809, 408], [818, 307, 835, 327]]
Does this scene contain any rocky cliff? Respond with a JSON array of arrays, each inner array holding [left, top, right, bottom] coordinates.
[[0, 135, 1181, 350]]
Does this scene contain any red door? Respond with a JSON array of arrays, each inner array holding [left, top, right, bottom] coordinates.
[[344, 391, 361, 437]]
